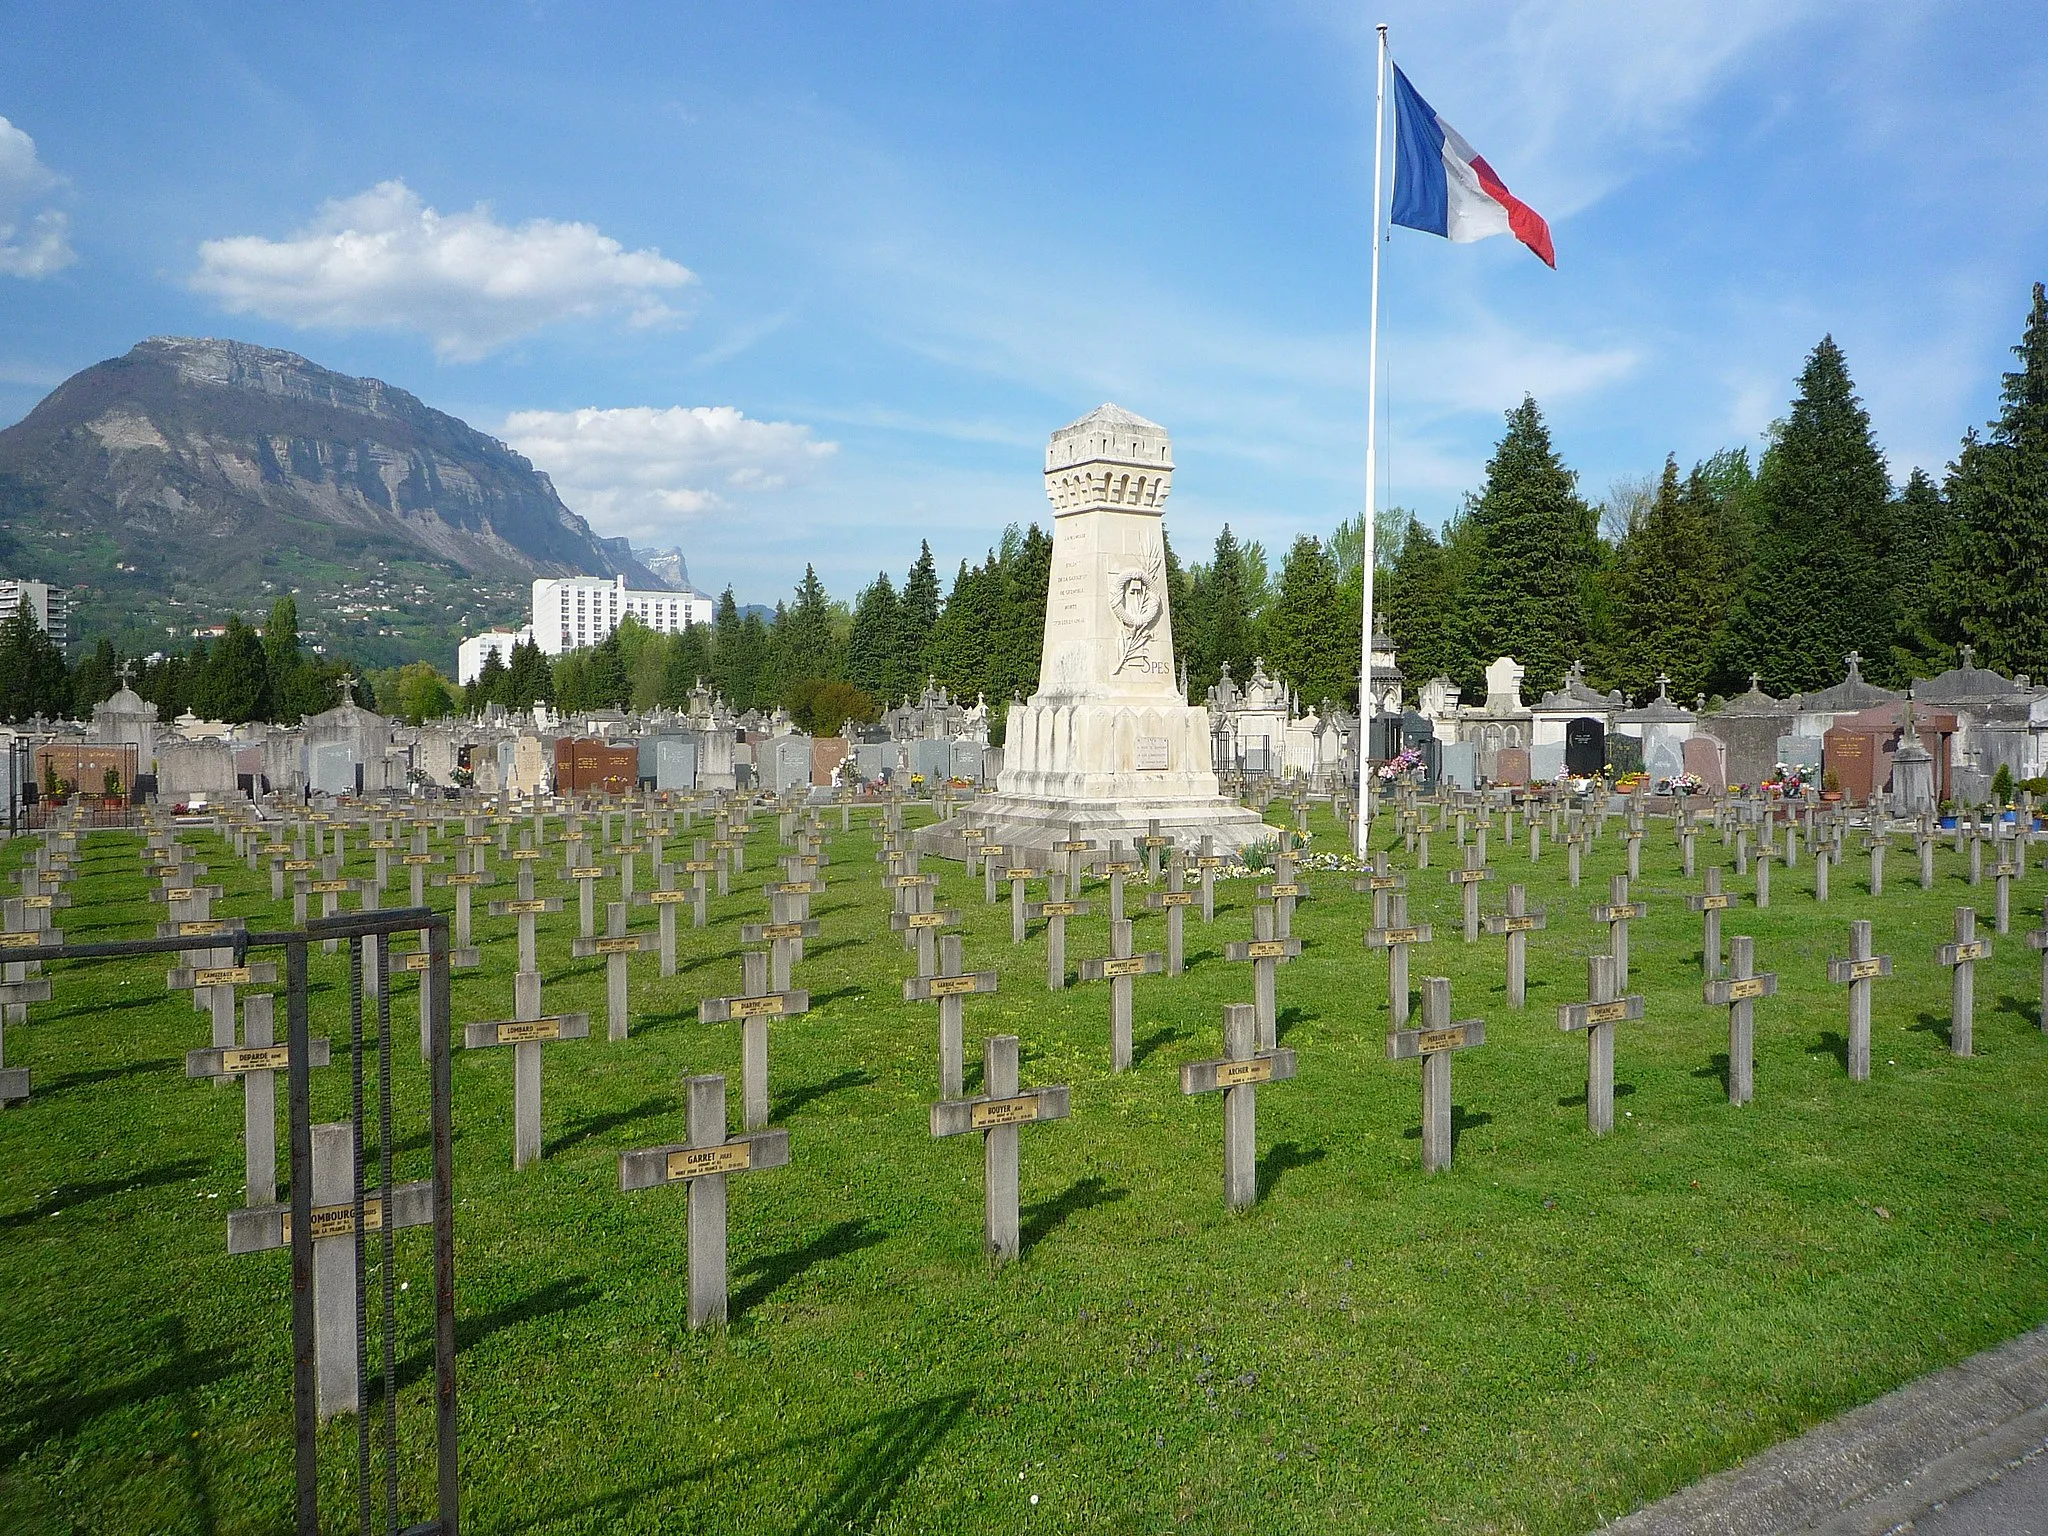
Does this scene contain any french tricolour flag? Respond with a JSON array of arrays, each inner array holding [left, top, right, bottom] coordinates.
[[1390, 64, 1554, 268]]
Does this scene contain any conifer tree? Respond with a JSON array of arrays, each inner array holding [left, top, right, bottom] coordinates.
[[1722, 337, 1897, 692], [467, 647, 509, 713], [900, 540, 942, 678], [772, 565, 839, 692], [1379, 515, 1459, 696], [1260, 536, 1353, 707], [504, 638, 551, 712], [69, 637, 119, 716], [989, 522, 1052, 734], [1933, 282, 2048, 677], [925, 557, 999, 701], [1457, 397, 1599, 696], [1191, 525, 1255, 694], [190, 614, 268, 723], [1599, 455, 1729, 699], [1887, 467, 1952, 679], [847, 572, 903, 701], [0, 597, 69, 723]]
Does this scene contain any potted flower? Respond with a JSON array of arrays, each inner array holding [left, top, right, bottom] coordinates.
[[1821, 768, 1843, 804]]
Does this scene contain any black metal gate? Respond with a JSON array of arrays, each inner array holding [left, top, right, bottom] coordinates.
[[21, 904, 459, 1535]]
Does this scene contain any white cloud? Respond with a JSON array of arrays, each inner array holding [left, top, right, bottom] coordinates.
[[502, 405, 838, 542], [0, 117, 75, 278], [191, 180, 694, 361]]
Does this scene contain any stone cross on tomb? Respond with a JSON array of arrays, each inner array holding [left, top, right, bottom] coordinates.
[[1447, 843, 1492, 943], [700, 950, 811, 1132], [1704, 934, 1777, 1106], [1827, 919, 1894, 1081], [1480, 883, 1547, 1008], [228, 1120, 432, 1420], [461, 1000, 591, 1170], [1078, 918, 1165, 1072], [903, 934, 1000, 1099], [573, 902, 658, 1040], [1024, 873, 1092, 991], [1558, 953, 1645, 1136], [1590, 874, 1646, 993], [1389, 977, 1485, 1173], [1936, 907, 1991, 1058], [1364, 891, 1434, 1030], [185, 992, 332, 1203], [619, 1073, 790, 1328], [1352, 851, 1405, 929], [931, 1034, 1069, 1265], [1180, 1002, 1297, 1209], [1143, 849, 1196, 975]]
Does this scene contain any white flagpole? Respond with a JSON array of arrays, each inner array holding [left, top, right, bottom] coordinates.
[[1355, 22, 1388, 856]]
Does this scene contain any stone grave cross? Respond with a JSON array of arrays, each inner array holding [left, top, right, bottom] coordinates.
[[1826, 919, 1893, 1081], [1180, 1003, 1297, 1208], [930, 1035, 1069, 1265], [1936, 907, 1991, 1058], [1223, 905, 1300, 1051], [619, 1073, 790, 1328], [1077, 918, 1165, 1072], [1389, 977, 1485, 1173], [699, 950, 810, 1132], [903, 933, 999, 1099], [1364, 891, 1434, 1030], [1024, 874, 1092, 991], [1447, 843, 1492, 943], [1480, 883, 1547, 1008], [1590, 874, 1646, 992], [1704, 934, 1777, 1106], [1143, 848, 1196, 975], [1558, 953, 1645, 1136], [573, 902, 658, 1040]]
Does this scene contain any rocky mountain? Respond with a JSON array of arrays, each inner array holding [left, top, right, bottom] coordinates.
[[633, 545, 707, 594], [0, 337, 658, 662]]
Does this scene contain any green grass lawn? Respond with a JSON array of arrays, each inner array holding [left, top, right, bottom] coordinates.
[[3, 802, 2047, 1534]]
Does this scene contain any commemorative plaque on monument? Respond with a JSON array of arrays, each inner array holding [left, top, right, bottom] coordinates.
[[917, 405, 1264, 859]]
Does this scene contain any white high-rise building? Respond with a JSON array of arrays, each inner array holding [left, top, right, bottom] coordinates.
[[0, 577, 68, 648], [531, 575, 715, 656], [457, 626, 532, 685]]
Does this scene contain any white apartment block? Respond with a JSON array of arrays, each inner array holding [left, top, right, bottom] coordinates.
[[0, 577, 68, 648], [457, 625, 532, 685], [531, 576, 715, 656]]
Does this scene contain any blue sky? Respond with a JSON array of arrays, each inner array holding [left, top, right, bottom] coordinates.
[[3, 3, 2044, 607]]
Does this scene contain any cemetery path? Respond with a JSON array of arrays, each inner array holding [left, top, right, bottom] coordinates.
[[1606, 1320, 2048, 1535]]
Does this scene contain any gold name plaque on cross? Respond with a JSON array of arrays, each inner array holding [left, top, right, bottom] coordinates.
[[1416, 1026, 1468, 1053], [729, 995, 788, 1018], [970, 1095, 1042, 1129], [495, 1018, 564, 1043], [195, 967, 255, 987], [925, 974, 982, 997], [666, 1142, 752, 1180], [1097, 956, 1148, 977], [1585, 1000, 1631, 1024], [222, 1045, 291, 1072], [1213, 1057, 1275, 1087], [1723, 977, 1769, 1001]]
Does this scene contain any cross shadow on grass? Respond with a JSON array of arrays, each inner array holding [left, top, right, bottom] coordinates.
[[1558, 1082, 1637, 1109], [1182, 947, 1221, 973], [1275, 1005, 1315, 1042], [1130, 1026, 1191, 1069], [1400, 1108, 1494, 1153], [1809, 1031, 1850, 1070], [807, 986, 866, 1009], [1993, 992, 2041, 1027], [1692, 1052, 1732, 1093], [775, 1069, 876, 1122], [41, 1057, 179, 1093], [733, 1218, 885, 1316], [45, 990, 166, 1023], [0, 1315, 241, 1469], [1909, 1011, 1954, 1050], [1256, 1140, 1327, 1201], [396, 1275, 600, 1393], [801, 938, 862, 963], [1021, 1176, 1128, 1257], [549, 1095, 679, 1157], [0, 1156, 210, 1233]]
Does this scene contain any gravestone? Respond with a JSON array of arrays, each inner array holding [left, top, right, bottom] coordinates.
[[1704, 935, 1777, 1107], [1558, 954, 1644, 1136], [1827, 920, 1893, 1081], [1936, 908, 1990, 1058], [1565, 718, 1606, 777]]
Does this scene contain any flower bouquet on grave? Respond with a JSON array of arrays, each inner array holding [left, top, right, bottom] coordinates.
[[1375, 747, 1424, 782], [1661, 771, 1706, 796], [909, 773, 926, 790], [1761, 762, 1809, 796]]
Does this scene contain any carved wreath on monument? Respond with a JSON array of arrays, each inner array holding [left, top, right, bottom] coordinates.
[[1107, 550, 1165, 675]]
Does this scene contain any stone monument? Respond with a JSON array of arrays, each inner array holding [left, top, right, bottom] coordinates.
[[918, 405, 1265, 858]]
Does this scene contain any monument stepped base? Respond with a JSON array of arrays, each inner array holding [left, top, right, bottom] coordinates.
[[912, 793, 1270, 862]]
